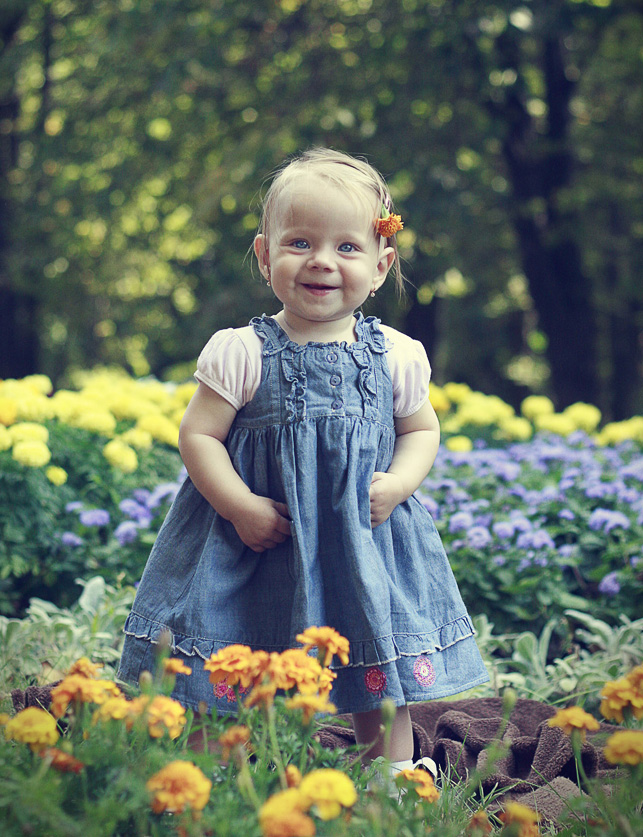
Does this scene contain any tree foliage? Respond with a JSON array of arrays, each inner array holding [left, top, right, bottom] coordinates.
[[1, 0, 641, 416]]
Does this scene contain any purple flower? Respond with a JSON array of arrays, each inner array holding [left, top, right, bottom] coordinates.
[[133, 488, 151, 505], [147, 482, 180, 510], [492, 521, 515, 540], [448, 511, 474, 533], [518, 557, 532, 572], [61, 532, 84, 547], [492, 556, 507, 566], [559, 509, 575, 521], [65, 501, 84, 513], [114, 520, 139, 545], [467, 526, 492, 549], [558, 544, 575, 558], [79, 509, 110, 527], [420, 495, 439, 517], [516, 530, 555, 550], [588, 508, 630, 533], [598, 571, 621, 596], [119, 498, 153, 527]]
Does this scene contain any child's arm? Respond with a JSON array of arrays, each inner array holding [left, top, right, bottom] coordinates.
[[369, 399, 440, 528], [179, 383, 291, 552]]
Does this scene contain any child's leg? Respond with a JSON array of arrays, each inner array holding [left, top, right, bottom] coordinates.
[[352, 704, 413, 763]]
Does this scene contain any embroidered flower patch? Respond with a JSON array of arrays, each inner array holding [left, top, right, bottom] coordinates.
[[214, 682, 248, 703], [413, 656, 436, 688], [364, 667, 387, 698]]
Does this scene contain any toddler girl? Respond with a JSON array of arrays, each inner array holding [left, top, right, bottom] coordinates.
[[118, 148, 489, 773]]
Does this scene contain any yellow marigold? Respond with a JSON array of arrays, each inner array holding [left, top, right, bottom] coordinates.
[[443, 382, 473, 404], [9, 422, 49, 444], [534, 412, 576, 437], [0, 425, 12, 451], [259, 789, 314, 837], [496, 416, 533, 442], [245, 682, 278, 711], [0, 396, 18, 426], [467, 809, 493, 835], [92, 696, 131, 724], [603, 730, 643, 766], [286, 764, 302, 788], [625, 663, 643, 691], [547, 706, 600, 741], [163, 657, 192, 676], [595, 417, 643, 446], [296, 626, 350, 667], [45, 465, 68, 485], [12, 440, 51, 468], [268, 649, 324, 694], [428, 384, 451, 414], [119, 427, 153, 449], [298, 768, 357, 820], [445, 435, 473, 452], [600, 678, 643, 723], [23, 374, 53, 395], [103, 439, 138, 473], [395, 768, 440, 802], [0, 713, 10, 725], [4, 707, 59, 752], [67, 657, 104, 678], [218, 725, 251, 760], [147, 760, 212, 815], [285, 694, 337, 724], [563, 402, 601, 433], [40, 747, 84, 773], [145, 695, 187, 739], [499, 802, 540, 836], [16, 394, 55, 421], [50, 675, 122, 718], [204, 644, 270, 690], [520, 395, 555, 420], [136, 413, 179, 447], [317, 667, 337, 698], [69, 410, 117, 436]]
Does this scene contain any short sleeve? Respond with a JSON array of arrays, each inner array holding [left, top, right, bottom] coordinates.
[[194, 327, 262, 410], [379, 325, 432, 418]]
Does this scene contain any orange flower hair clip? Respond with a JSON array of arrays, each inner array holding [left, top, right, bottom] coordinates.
[[376, 204, 404, 238]]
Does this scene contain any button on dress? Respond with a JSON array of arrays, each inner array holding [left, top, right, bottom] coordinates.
[[118, 314, 489, 713]]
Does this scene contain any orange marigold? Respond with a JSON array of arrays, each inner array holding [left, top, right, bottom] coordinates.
[[4, 707, 59, 752], [499, 802, 540, 837], [40, 747, 84, 774], [92, 695, 131, 724], [603, 730, 643, 766], [245, 682, 278, 711], [625, 663, 643, 692], [600, 678, 643, 723], [145, 695, 187, 739], [218, 724, 251, 760], [259, 789, 314, 837], [547, 706, 600, 741], [298, 768, 358, 820], [285, 694, 337, 724], [395, 768, 440, 802], [296, 627, 350, 667], [286, 764, 303, 788], [50, 675, 122, 718], [163, 657, 192, 676], [269, 649, 324, 694], [204, 644, 270, 690], [146, 760, 212, 815], [317, 667, 337, 698], [67, 657, 104, 679], [376, 213, 404, 238], [467, 809, 493, 835]]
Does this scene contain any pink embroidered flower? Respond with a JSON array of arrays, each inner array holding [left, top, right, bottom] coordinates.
[[364, 667, 387, 697], [413, 656, 436, 688]]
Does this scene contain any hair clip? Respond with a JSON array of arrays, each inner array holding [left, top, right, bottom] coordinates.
[[376, 205, 404, 238]]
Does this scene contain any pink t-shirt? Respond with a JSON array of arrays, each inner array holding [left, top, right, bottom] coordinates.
[[195, 322, 431, 418]]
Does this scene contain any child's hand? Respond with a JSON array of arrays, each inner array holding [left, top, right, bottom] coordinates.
[[369, 472, 405, 528], [229, 495, 291, 553]]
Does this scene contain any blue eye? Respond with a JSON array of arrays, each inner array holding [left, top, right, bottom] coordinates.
[[338, 243, 356, 253], [291, 239, 309, 249]]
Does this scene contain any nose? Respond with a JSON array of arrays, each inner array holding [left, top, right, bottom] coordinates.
[[306, 245, 334, 271]]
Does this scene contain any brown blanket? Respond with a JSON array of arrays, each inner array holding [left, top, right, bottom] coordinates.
[[316, 698, 620, 824], [12, 687, 618, 823]]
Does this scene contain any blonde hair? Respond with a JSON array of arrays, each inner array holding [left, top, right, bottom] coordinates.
[[256, 147, 404, 292]]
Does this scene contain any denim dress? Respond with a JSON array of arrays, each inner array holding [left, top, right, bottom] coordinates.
[[118, 314, 489, 714]]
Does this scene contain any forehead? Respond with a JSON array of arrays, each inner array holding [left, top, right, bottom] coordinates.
[[271, 174, 378, 230]]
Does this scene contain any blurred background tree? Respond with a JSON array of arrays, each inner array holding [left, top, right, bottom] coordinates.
[[1, 0, 641, 417]]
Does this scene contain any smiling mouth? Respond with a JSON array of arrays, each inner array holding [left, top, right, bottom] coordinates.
[[302, 283, 336, 294]]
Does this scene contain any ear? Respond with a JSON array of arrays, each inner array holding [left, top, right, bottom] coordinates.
[[254, 234, 270, 279], [372, 245, 395, 293]]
